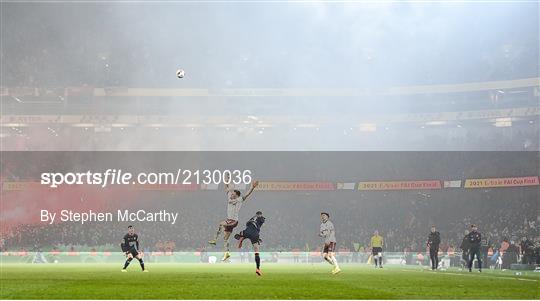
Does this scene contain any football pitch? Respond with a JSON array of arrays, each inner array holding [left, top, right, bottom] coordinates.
[[1, 263, 539, 299]]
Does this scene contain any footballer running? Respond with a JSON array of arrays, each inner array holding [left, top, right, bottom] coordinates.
[[208, 177, 259, 261], [319, 212, 341, 274], [120, 225, 147, 272], [234, 211, 266, 276]]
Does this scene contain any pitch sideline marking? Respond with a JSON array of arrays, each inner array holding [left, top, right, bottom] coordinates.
[[400, 269, 538, 282]]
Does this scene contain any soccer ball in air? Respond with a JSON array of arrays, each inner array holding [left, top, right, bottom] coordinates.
[[176, 69, 185, 78]]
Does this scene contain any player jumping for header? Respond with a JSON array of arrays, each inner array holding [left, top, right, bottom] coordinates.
[[234, 211, 266, 276], [208, 177, 259, 261], [319, 212, 341, 274]]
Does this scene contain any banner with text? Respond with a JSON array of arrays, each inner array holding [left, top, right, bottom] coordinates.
[[358, 180, 441, 191], [464, 176, 539, 188], [256, 182, 335, 191]]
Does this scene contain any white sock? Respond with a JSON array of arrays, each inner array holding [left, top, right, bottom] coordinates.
[[331, 255, 339, 269]]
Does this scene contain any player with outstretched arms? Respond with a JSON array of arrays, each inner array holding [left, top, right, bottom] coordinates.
[[234, 211, 266, 276], [319, 212, 341, 274], [208, 176, 259, 261], [120, 225, 147, 272]]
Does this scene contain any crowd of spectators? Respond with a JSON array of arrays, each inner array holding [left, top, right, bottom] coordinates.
[[2, 188, 537, 258], [3, 4, 538, 152], [1, 150, 537, 267]]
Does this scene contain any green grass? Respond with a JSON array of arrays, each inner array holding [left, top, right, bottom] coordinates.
[[1, 263, 539, 299]]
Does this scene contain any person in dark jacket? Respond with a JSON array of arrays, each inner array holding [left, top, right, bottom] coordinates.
[[466, 224, 482, 272], [427, 225, 441, 271], [520, 237, 534, 265]]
